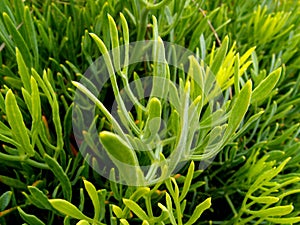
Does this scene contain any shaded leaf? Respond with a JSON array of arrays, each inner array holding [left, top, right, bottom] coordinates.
[[18, 207, 45, 225], [44, 154, 72, 201]]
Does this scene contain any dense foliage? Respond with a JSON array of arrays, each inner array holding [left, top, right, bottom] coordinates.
[[0, 0, 299, 224]]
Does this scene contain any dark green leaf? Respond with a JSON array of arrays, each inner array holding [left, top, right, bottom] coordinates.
[[44, 154, 72, 201], [3, 13, 32, 66], [27, 186, 53, 210], [0, 191, 12, 211], [18, 207, 45, 225]]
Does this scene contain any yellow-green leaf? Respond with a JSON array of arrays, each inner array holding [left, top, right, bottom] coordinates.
[[76, 220, 90, 225], [16, 48, 31, 91], [123, 199, 149, 221], [143, 97, 162, 142], [251, 68, 281, 104], [5, 90, 34, 156], [49, 199, 92, 222], [185, 198, 211, 225], [249, 196, 279, 204], [99, 131, 139, 166], [83, 180, 100, 221], [266, 216, 300, 224], [224, 80, 252, 141], [246, 205, 294, 217]]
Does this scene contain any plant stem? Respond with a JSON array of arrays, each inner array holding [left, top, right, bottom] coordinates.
[[145, 194, 154, 218], [0, 204, 27, 217], [191, 0, 222, 46], [0, 152, 49, 169], [225, 194, 238, 218]]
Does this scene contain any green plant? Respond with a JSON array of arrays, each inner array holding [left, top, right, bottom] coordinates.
[[49, 162, 211, 225], [71, 14, 256, 186], [0, 0, 299, 224]]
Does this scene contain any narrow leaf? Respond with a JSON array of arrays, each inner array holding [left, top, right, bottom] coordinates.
[[179, 161, 194, 202], [24, 6, 38, 66], [143, 97, 162, 142], [49, 199, 92, 222], [15, 48, 31, 91], [251, 68, 281, 104], [123, 199, 149, 221], [5, 90, 34, 156], [0, 175, 26, 189], [120, 219, 130, 225], [108, 14, 120, 71], [249, 196, 279, 204], [99, 131, 139, 166], [224, 80, 252, 141], [0, 92, 5, 112], [246, 205, 294, 217], [266, 216, 300, 224], [158, 202, 176, 224], [27, 186, 53, 210], [17, 207, 45, 225], [3, 13, 32, 66], [0, 191, 12, 211], [83, 179, 100, 221], [122, 187, 150, 216], [120, 12, 129, 74], [211, 36, 229, 75], [164, 193, 176, 225], [112, 205, 123, 218], [44, 154, 72, 201], [76, 220, 90, 225], [185, 198, 212, 225], [30, 76, 41, 147]]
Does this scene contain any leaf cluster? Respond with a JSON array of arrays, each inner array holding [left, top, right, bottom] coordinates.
[[0, 0, 299, 224]]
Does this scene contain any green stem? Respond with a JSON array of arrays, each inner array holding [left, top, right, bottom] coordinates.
[[0, 204, 27, 218], [72, 81, 127, 140], [145, 194, 154, 218], [175, 196, 183, 225], [26, 158, 49, 169], [0, 152, 49, 170], [238, 214, 257, 225], [149, 181, 163, 195], [225, 194, 238, 218], [166, 179, 183, 225]]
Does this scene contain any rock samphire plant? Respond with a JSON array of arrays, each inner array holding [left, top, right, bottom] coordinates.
[[0, 0, 299, 224]]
